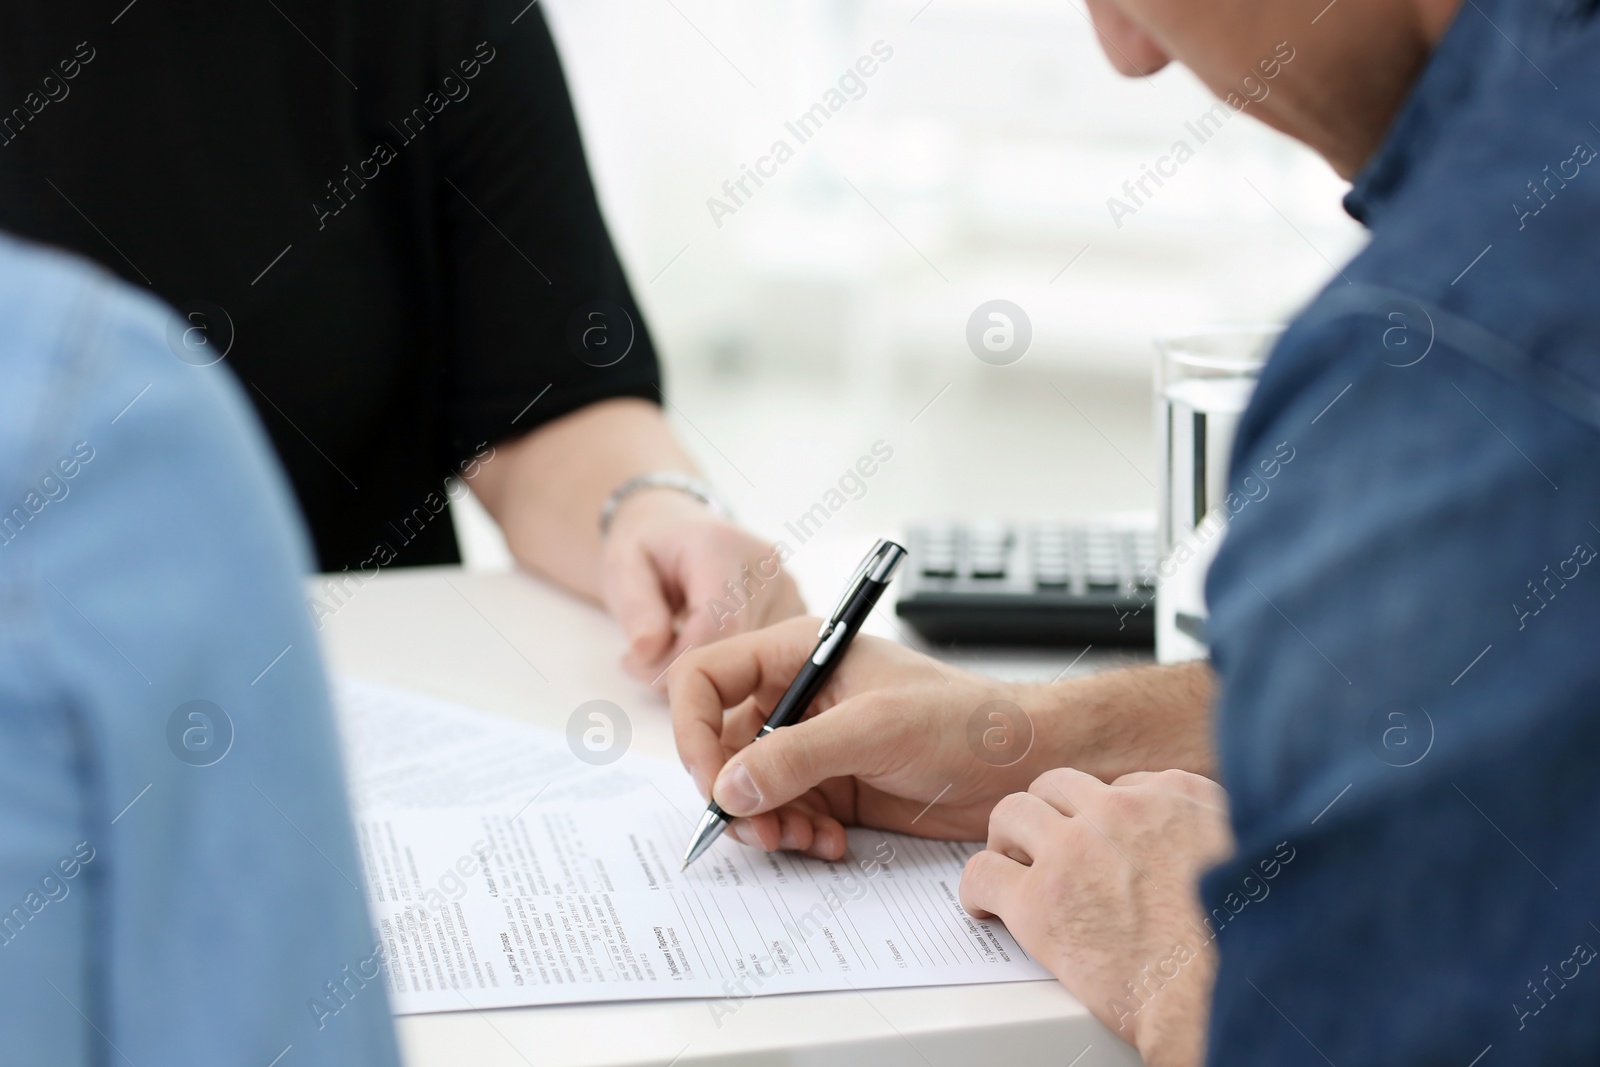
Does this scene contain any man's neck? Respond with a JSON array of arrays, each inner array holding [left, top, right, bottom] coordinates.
[[1281, 0, 1465, 179]]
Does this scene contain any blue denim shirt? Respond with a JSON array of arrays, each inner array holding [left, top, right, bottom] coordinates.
[[0, 235, 399, 1066], [1203, 0, 1600, 1062]]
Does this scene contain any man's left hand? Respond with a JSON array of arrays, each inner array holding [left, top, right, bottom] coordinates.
[[960, 767, 1232, 1067], [601, 489, 805, 683]]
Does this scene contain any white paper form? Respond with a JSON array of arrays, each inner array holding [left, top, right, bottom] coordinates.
[[336, 675, 676, 812], [334, 676, 1052, 1015]]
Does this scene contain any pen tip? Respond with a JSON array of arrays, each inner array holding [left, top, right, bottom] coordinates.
[[679, 861, 689, 873]]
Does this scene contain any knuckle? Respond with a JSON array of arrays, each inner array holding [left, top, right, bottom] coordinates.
[[960, 851, 1000, 904], [990, 792, 1023, 820], [961, 850, 987, 882], [988, 792, 1028, 832], [680, 642, 714, 671], [665, 652, 706, 692], [1155, 767, 1194, 789], [1029, 766, 1074, 794]]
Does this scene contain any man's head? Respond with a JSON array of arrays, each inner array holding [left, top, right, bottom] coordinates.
[[1083, 0, 1466, 178]]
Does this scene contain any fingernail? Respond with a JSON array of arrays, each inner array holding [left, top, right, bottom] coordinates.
[[778, 826, 800, 850], [726, 819, 751, 845], [716, 762, 762, 815]]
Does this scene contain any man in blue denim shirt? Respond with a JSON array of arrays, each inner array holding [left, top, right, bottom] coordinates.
[[667, 0, 1600, 1063], [0, 234, 399, 1065], [1203, 0, 1600, 1060]]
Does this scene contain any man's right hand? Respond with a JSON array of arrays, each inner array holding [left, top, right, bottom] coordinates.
[[668, 616, 1046, 860], [668, 617, 1219, 862]]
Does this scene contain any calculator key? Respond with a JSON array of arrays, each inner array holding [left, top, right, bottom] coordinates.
[[969, 552, 1009, 576], [899, 518, 1158, 647], [1035, 560, 1071, 586], [1085, 563, 1120, 588]]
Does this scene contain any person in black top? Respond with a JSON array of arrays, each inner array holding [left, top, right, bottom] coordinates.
[[0, 0, 801, 679]]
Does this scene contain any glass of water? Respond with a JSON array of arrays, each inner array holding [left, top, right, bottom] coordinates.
[[1154, 325, 1280, 663]]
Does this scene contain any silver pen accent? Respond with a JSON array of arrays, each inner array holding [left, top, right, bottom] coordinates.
[[680, 807, 729, 871]]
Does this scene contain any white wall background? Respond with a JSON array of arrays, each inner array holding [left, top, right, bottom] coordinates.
[[458, 0, 1367, 590]]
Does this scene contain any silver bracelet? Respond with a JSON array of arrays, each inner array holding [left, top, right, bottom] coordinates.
[[599, 472, 730, 537]]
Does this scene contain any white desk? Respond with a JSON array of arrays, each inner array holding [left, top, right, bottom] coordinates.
[[318, 563, 1146, 1067]]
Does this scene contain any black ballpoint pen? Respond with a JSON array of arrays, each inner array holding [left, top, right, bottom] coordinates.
[[680, 538, 907, 871]]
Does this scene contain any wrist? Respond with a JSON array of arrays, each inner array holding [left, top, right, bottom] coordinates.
[[1030, 663, 1217, 782], [603, 484, 712, 540], [1137, 1020, 1208, 1067], [1017, 674, 1120, 783], [599, 471, 726, 539], [1132, 951, 1214, 1067]]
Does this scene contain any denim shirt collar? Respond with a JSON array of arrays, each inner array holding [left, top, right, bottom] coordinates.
[[1342, 0, 1589, 227], [1341, 3, 1496, 227]]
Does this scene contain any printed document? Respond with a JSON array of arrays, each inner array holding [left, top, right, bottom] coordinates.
[[335, 677, 1052, 1014]]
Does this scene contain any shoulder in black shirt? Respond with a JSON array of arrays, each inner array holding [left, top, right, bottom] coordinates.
[[0, 0, 661, 570]]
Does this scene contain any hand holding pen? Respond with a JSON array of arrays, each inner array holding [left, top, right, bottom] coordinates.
[[678, 539, 907, 869]]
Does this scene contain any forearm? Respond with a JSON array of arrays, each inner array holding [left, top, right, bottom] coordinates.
[[1022, 660, 1217, 781], [467, 398, 698, 601]]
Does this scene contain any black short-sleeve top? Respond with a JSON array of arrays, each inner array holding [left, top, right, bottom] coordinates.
[[0, 0, 661, 570]]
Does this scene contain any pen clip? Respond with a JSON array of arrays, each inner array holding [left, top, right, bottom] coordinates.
[[819, 539, 905, 636]]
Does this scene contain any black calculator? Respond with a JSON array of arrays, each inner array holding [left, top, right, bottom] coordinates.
[[894, 520, 1158, 647]]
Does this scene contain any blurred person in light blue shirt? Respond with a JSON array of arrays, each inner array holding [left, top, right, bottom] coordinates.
[[0, 233, 400, 1066]]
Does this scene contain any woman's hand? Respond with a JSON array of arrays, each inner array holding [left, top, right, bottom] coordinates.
[[600, 489, 805, 683]]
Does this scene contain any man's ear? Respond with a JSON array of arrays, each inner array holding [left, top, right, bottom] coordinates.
[[1083, 0, 1172, 78]]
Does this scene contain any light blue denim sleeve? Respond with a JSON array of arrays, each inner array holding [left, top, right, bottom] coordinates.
[[0, 235, 400, 1067]]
